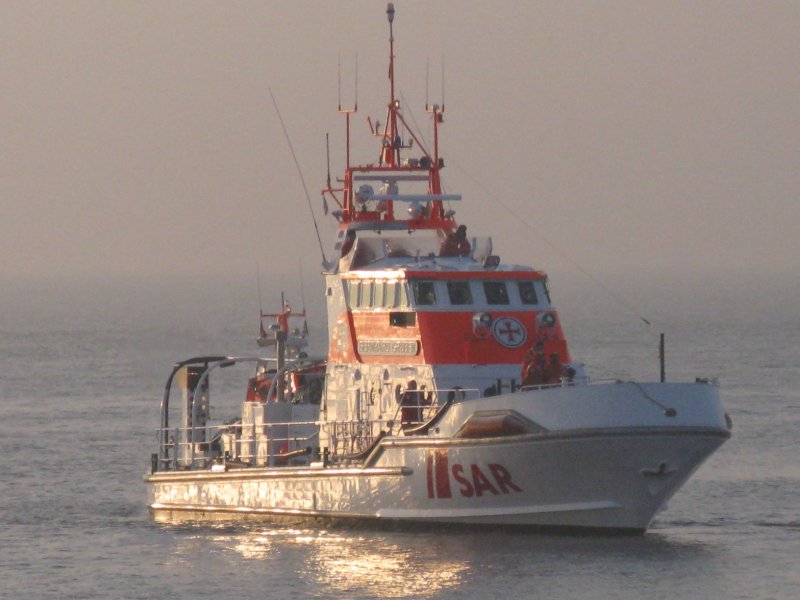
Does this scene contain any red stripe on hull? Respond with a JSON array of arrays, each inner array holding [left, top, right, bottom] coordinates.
[[426, 452, 435, 499], [435, 449, 452, 499]]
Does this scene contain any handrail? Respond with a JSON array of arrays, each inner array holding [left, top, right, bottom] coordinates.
[[159, 356, 228, 467], [159, 355, 308, 468], [156, 421, 324, 470], [402, 397, 454, 436], [339, 430, 387, 462], [387, 386, 478, 432], [274, 446, 312, 463], [190, 356, 271, 432]]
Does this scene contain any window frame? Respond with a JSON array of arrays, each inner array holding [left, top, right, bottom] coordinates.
[[483, 280, 510, 305], [446, 281, 474, 305]]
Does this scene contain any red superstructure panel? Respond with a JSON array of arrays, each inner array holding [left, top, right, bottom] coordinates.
[[350, 311, 425, 365], [415, 311, 570, 365], [328, 308, 571, 366]]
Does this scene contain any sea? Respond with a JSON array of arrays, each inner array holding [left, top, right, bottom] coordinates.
[[1, 271, 797, 600]]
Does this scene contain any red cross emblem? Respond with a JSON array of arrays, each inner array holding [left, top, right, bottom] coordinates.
[[492, 317, 527, 348]]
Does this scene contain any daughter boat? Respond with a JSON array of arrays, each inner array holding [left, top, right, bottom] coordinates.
[[145, 4, 731, 533]]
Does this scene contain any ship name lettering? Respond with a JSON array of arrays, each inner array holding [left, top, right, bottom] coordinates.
[[357, 339, 418, 356]]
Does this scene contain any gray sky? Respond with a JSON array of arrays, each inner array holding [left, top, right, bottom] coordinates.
[[2, 0, 799, 286]]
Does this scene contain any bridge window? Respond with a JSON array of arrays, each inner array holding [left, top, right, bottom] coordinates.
[[365, 281, 376, 307], [447, 281, 473, 305], [413, 281, 437, 305], [347, 281, 361, 307], [518, 281, 538, 305], [375, 280, 386, 307], [398, 282, 409, 307], [386, 281, 397, 308], [483, 281, 509, 305]]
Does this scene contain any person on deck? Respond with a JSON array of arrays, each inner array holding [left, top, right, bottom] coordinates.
[[400, 380, 424, 427], [546, 353, 563, 385], [521, 341, 547, 387], [440, 225, 471, 257]]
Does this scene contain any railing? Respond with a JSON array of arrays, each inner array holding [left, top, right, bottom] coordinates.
[[154, 420, 322, 472], [388, 386, 480, 427], [152, 386, 483, 473], [157, 376, 634, 474], [326, 419, 391, 458], [518, 374, 591, 392], [157, 355, 306, 471]]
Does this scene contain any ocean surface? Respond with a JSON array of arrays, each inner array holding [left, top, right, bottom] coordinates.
[[1, 272, 797, 599]]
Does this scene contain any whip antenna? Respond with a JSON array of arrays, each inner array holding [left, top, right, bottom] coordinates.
[[325, 133, 331, 188], [256, 262, 264, 313], [355, 52, 359, 111], [441, 55, 445, 110], [255, 261, 267, 338], [299, 259, 308, 317], [268, 87, 327, 265], [425, 58, 429, 110]]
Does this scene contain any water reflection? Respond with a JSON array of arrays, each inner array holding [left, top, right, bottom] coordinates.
[[298, 532, 469, 598], [163, 522, 469, 598], [155, 518, 729, 599]]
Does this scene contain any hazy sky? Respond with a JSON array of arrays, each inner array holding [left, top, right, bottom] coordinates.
[[2, 0, 799, 286]]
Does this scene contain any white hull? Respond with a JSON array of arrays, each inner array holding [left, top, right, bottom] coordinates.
[[146, 381, 729, 532]]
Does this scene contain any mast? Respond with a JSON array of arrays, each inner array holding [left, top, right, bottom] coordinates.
[[321, 3, 459, 233], [385, 2, 399, 167]]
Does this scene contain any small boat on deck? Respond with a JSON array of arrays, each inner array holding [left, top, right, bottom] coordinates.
[[144, 4, 731, 533]]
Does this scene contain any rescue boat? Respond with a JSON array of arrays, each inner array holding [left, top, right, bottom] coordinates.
[[145, 4, 731, 533]]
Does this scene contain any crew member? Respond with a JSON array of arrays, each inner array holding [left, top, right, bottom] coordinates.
[[520, 342, 547, 386], [440, 225, 471, 257], [546, 353, 563, 384], [400, 380, 424, 427]]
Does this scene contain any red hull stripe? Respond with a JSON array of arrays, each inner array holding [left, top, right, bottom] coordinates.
[[435, 449, 452, 499], [426, 452, 435, 499]]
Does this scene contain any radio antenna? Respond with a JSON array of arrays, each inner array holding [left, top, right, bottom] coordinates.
[[325, 133, 331, 188], [425, 58, 430, 110], [299, 260, 307, 312], [255, 261, 266, 339], [354, 52, 359, 111], [441, 55, 446, 110]]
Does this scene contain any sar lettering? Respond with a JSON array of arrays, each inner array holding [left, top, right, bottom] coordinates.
[[452, 462, 522, 497]]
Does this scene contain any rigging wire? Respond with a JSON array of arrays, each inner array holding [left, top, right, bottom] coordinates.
[[268, 87, 327, 265], [399, 91, 430, 150], [403, 77, 656, 332], [451, 163, 657, 331], [393, 91, 651, 330]]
